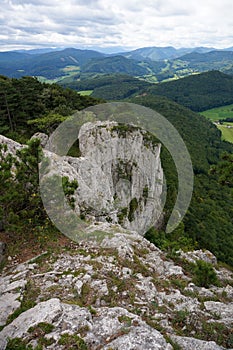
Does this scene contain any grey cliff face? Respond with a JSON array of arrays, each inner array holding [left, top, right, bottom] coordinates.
[[43, 121, 164, 235]]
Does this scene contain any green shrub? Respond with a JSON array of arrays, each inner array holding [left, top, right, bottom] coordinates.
[[128, 197, 138, 222], [58, 333, 88, 349], [192, 260, 219, 287], [6, 338, 42, 350]]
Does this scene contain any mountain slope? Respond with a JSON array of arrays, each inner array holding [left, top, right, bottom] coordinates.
[[83, 70, 233, 112], [118, 46, 215, 61], [175, 50, 233, 73], [63, 74, 150, 100], [128, 94, 233, 265], [26, 48, 105, 77], [1, 47, 233, 83], [82, 56, 149, 75], [179, 50, 233, 63], [148, 70, 233, 111], [0, 48, 105, 78]]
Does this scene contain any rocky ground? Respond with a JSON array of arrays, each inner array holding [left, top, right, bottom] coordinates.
[[0, 126, 232, 349], [0, 224, 232, 350]]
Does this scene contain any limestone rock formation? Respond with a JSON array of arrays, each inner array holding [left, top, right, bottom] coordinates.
[[42, 121, 164, 235], [30, 132, 49, 147], [0, 228, 232, 349], [1, 121, 164, 235], [0, 135, 22, 155]]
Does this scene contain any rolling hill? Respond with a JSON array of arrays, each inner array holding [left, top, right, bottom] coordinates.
[[119, 46, 215, 61], [177, 50, 233, 72], [148, 70, 233, 111], [74, 71, 233, 113], [61, 74, 150, 100], [1, 46, 233, 84], [0, 48, 105, 79], [82, 56, 148, 75]]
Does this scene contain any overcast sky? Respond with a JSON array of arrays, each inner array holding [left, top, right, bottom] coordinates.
[[1, 0, 233, 52]]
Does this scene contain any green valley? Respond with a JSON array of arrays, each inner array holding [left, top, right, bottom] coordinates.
[[200, 104, 233, 122]]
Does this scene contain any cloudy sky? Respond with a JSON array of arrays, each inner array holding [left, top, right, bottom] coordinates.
[[1, 0, 233, 52]]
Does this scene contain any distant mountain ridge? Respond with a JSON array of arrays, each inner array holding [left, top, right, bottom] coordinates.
[[7, 45, 233, 59], [0, 46, 233, 81], [118, 46, 217, 61], [0, 48, 105, 78]]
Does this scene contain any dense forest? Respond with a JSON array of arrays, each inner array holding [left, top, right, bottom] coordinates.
[[0, 75, 102, 141], [63, 70, 233, 113], [129, 95, 233, 265], [61, 74, 150, 100], [148, 70, 233, 111], [0, 75, 233, 266]]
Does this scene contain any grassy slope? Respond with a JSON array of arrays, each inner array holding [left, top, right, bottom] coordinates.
[[200, 104, 233, 143], [200, 104, 233, 122], [218, 124, 233, 143]]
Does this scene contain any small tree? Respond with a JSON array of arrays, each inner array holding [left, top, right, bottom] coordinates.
[[192, 260, 219, 288]]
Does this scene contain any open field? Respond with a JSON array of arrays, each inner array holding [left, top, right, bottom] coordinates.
[[37, 65, 80, 84], [200, 104, 233, 143], [218, 123, 233, 143], [200, 104, 233, 122], [78, 90, 93, 96]]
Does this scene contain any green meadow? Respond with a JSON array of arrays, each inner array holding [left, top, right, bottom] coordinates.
[[200, 105, 233, 143], [200, 104, 233, 122], [78, 90, 93, 96], [218, 123, 233, 143]]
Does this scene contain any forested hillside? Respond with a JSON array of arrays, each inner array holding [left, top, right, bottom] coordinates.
[[62, 74, 150, 100], [148, 71, 233, 111], [0, 76, 232, 266], [0, 75, 102, 141], [177, 50, 233, 72], [128, 95, 233, 265], [0, 48, 105, 79], [83, 71, 233, 112]]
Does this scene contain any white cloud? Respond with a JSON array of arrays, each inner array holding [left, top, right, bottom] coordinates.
[[0, 0, 232, 51]]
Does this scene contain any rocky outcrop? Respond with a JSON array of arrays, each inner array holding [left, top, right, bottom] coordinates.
[[0, 228, 232, 349], [30, 132, 49, 147], [0, 298, 172, 350], [0, 135, 22, 155], [179, 249, 218, 265], [1, 121, 164, 235], [171, 336, 229, 350], [42, 121, 164, 235]]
